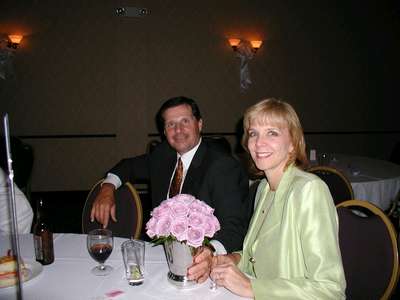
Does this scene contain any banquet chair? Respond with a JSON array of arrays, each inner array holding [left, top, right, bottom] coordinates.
[[82, 180, 143, 239], [336, 200, 399, 300], [146, 139, 161, 154], [203, 136, 232, 154], [390, 141, 400, 165], [308, 166, 354, 206]]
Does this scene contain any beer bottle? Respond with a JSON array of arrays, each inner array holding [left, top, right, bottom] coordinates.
[[33, 198, 54, 265]]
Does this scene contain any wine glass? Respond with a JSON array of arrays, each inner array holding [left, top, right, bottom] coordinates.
[[87, 229, 114, 276], [210, 279, 218, 291]]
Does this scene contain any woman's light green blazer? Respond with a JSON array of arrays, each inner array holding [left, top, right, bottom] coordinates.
[[238, 164, 346, 299]]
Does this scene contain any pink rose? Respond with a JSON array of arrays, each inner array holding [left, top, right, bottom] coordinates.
[[156, 216, 173, 237], [199, 200, 214, 215], [189, 200, 204, 214], [203, 216, 215, 237], [173, 194, 196, 205], [171, 218, 188, 242], [211, 215, 220, 232], [186, 227, 205, 248], [170, 201, 190, 218], [204, 215, 220, 237], [189, 199, 214, 215], [187, 212, 205, 228], [152, 204, 171, 219], [146, 217, 157, 238], [163, 198, 174, 207]]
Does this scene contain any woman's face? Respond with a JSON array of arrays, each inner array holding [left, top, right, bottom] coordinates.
[[247, 118, 294, 181]]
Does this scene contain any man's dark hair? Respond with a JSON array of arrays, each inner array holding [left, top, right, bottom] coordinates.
[[156, 96, 202, 134]]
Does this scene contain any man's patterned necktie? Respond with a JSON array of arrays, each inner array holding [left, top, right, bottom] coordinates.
[[169, 157, 183, 198]]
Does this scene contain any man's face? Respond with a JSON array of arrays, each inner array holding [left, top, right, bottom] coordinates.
[[163, 104, 202, 155]]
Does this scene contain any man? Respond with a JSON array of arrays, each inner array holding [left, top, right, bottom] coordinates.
[[0, 167, 33, 234], [90, 96, 250, 283]]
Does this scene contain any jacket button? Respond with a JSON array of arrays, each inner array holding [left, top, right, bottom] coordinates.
[[249, 257, 256, 264]]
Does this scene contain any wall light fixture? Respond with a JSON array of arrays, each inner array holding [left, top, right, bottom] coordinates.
[[228, 38, 263, 92], [0, 34, 23, 79], [229, 38, 263, 53], [228, 38, 241, 51], [8, 35, 23, 49], [249, 40, 263, 53]]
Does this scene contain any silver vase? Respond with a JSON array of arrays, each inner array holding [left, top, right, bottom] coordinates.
[[164, 240, 197, 288]]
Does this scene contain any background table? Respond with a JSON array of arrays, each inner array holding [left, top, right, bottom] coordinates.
[[0, 234, 249, 300], [328, 154, 400, 210]]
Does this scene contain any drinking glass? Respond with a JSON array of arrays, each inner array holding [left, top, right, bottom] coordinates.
[[87, 229, 114, 276], [121, 240, 145, 285]]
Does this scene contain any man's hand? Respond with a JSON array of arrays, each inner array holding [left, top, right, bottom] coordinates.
[[187, 246, 213, 283], [89, 183, 117, 228]]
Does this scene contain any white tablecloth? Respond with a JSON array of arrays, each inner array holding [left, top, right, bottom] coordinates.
[[0, 234, 249, 300], [328, 154, 400, 210]]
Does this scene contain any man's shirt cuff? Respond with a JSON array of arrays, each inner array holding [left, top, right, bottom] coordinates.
[[210, 240, 227, 255], [102, 173, 122, 189]]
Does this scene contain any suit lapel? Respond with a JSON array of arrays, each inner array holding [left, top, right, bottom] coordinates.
[[253, 165, 295, 241], [243, 181, 271, 250], [153, 144, 177, 205], [181, 141, 207, 195], [244, 166, 296, 249]]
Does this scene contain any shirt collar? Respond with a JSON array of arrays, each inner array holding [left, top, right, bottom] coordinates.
[[177, 138, 202, 171]]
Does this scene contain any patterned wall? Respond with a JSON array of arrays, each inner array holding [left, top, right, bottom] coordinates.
[[0, 0, 399, 190]]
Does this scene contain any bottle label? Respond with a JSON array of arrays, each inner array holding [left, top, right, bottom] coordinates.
[[34, 235, 43, 260]]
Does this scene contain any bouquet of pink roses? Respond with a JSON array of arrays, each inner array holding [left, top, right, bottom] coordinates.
[[146, 194, 220, 248]]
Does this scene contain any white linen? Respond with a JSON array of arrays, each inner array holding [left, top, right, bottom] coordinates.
[[0, 234, 249, 300], [330, 154, 400, 210]]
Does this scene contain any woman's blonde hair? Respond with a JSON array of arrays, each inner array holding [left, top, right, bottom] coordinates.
[[242, 98, 308, 173]]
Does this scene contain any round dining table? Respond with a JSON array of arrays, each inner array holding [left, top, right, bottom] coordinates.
[[0, 233, 250, 300], [325, 154, 400, 210]]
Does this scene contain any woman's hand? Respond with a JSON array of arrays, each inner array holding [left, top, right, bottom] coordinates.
[[210, 254, 254, 298]]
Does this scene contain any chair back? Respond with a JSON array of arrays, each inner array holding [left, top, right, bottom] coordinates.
[[203, 136, 232, 154], [146, 139, 161, 154], [390, 141, 400, 165], [82, 180, 143, 239], [308, 166, 354, 205], [336, 200, 399, 300]]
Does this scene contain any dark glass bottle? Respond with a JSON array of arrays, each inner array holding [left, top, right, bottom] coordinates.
[[33, 198, 54, 265]]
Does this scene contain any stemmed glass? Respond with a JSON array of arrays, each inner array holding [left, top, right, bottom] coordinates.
[[210, 279, 218, 291], [87, 229, 114, 276]]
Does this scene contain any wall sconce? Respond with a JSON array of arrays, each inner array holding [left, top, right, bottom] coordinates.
[[250, 40, 263, 53], [229, 39, 263, 53], [0, 34, 22, 80], [8, 35, 23, 49], [228, 38, 241, 51], [228, 38, 263, 92]]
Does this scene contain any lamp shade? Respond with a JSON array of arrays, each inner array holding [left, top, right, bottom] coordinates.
[[250, 40, 262, 50], [228, 38, 241, 47], [8, 35, 23, 44]]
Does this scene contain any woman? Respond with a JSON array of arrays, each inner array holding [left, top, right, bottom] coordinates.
[[210, 98, 346, 299]]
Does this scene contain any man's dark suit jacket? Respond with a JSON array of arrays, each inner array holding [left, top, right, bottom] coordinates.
[[109, 140, 250, 252]]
